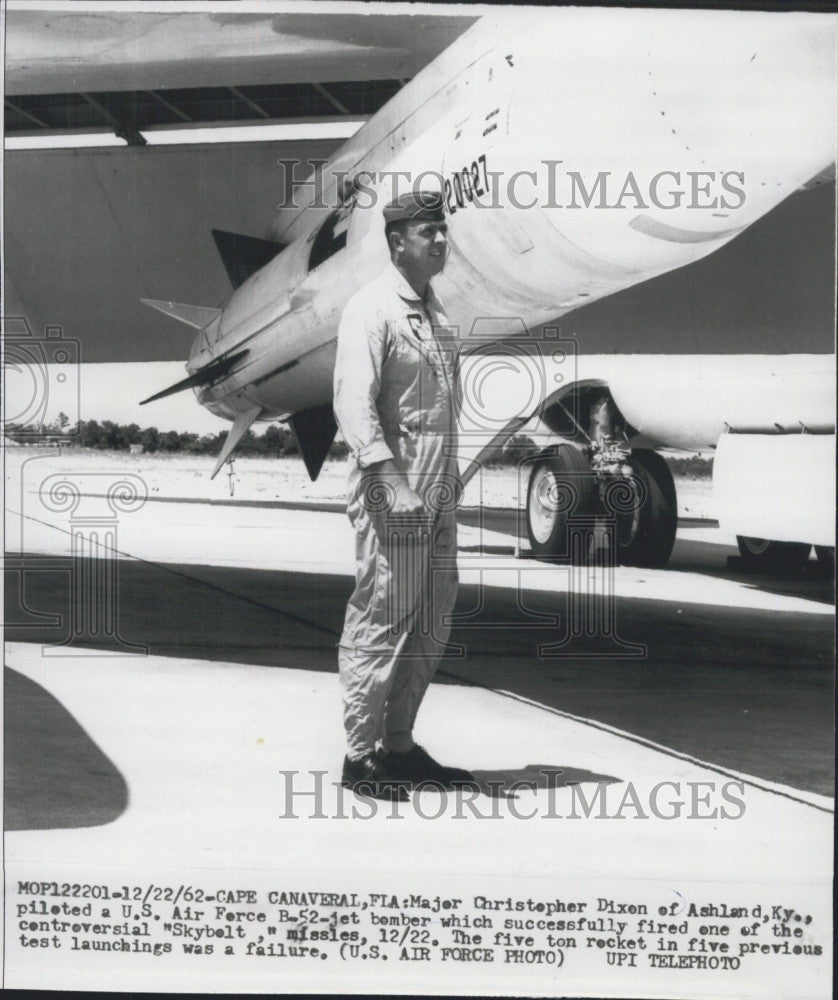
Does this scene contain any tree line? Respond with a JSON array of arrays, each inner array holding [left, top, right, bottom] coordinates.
[[3, 416, 712, 475], [4, 415, 334, 458]]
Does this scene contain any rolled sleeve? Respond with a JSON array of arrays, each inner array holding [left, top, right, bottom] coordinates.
[[356, 440, 395, 468], [333, 293, 394, 469]]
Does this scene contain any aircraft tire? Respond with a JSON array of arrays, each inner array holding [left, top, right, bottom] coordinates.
[[526, 445, 596, 561], [737, 536, 812, 574], [613, 449, 678, 568]]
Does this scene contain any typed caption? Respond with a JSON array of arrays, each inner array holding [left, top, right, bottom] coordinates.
[[5, 872, 830, 996]]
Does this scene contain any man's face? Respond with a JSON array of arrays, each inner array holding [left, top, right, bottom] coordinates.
[[395, 219, 448, 280]]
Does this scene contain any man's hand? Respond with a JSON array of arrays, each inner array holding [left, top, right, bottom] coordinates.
[[390, 479, 425, 515], [366, 459, 425, 516]]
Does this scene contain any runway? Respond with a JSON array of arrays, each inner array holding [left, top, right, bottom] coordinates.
[[4, 489, 834, 995], [6, 489, 833, 795]]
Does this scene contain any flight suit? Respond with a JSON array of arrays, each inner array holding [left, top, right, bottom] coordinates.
[[333, 263, 460, 760]]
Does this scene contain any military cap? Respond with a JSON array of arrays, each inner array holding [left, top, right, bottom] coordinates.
[[383, 189, 445, 224]]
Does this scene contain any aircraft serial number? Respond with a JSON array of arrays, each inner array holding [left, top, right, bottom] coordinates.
[[444, 154, 489, 214]]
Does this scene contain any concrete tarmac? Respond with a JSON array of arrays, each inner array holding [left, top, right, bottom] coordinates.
[[6, 494, 833, 797], [3, 493, 834, 994]]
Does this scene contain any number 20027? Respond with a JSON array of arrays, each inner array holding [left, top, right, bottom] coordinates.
[[444, 154, 489, 214]]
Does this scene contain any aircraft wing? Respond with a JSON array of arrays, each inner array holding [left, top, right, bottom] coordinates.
[[3, 6, 477, 362], [5, 8, 479, 94]]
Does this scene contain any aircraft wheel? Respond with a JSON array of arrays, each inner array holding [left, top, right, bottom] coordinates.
[[737, 536, 812, 574], [611, 449, 678, 568], [526, 445, 596, 561]]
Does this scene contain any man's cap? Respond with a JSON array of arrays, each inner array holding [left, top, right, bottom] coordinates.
[[383, 189, 445, 224]]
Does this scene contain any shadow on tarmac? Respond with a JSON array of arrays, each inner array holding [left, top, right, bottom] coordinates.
[[470, 765, 621, 800], [4, 552, 835, 797], [4, 666, 128, 831]]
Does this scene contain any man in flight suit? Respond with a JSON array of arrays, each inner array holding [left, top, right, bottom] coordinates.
[[333, 189, 474, 800]]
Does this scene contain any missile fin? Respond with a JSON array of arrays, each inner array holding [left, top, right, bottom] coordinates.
[[141, 299, 222, 329], [288, 404, 338, 481], [140, 349, 249, 405], [211, 229, 285, 289], [210, 406, 263, 479]]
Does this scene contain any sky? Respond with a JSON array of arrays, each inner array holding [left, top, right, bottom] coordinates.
[[5, 361, 230, 435]]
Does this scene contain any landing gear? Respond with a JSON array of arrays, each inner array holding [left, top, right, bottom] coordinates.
[[736, 536, 812, 574], [525, 445, 677, 568], [526, 445, 597, 560], [613, 449, 678, 568], [524, 388, 679, 568]]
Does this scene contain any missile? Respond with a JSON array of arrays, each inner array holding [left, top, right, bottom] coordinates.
[[142, 8, 835, 481]]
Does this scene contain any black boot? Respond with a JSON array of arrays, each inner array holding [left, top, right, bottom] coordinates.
[[342, 753, 410, 801], [378, 745, 477, 790]]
